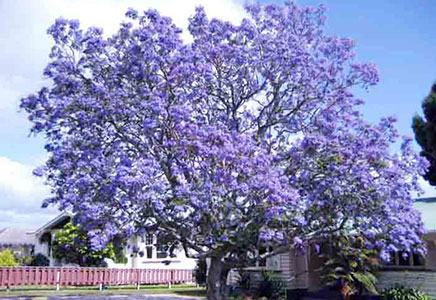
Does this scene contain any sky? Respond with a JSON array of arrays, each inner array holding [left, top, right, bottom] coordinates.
[[0, 0, 435, 229]]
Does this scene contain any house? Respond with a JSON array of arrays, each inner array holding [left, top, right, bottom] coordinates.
[[229, 197, 436, 297], [33, 212, 197, 270], [376, 197, 436, 296], [0, 227, 35, 258]]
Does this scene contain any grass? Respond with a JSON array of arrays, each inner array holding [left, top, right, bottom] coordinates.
[[0, 284, 206, 298]]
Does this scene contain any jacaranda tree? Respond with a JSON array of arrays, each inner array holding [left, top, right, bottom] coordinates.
[[21, 3, 428, 299]]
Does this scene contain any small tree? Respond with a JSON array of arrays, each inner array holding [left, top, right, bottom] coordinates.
[[52, 221, 116, 267], [412, 83, 436, 185], [320, 235, 379, 299], [0, 249, 17, 266]]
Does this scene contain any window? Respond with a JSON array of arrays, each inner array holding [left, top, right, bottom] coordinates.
[[398, 252, 410, 266], [146, 246, 153, 259], [155, 233, 169, 259], [156, 245, 168, 259], [257, 246, 268, 267], [384, 251, 397, 265], [140, 233, 154, 259], [386, 251, 425, 268], [412, 253, 425, 266], [142, 234, 153, 245]]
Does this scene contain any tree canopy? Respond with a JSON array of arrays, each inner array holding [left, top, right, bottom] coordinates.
[[21, 2, 428, 298], [413, 83, 436, 185]]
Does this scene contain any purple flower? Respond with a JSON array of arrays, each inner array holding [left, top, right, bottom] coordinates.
[[20, 2, 426, 278], [293, 236, 303, 246]]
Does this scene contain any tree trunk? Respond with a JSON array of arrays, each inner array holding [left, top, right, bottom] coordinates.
[[207, 256, 223, 300]]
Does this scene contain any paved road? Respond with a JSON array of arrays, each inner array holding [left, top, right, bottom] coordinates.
[[54, 296, 200, 300], [0, 296, 202, 300]]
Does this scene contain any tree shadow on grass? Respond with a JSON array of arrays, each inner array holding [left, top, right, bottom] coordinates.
[[173, 289, 206, 297]]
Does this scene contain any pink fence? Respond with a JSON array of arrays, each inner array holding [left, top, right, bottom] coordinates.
[[0, 267, 194, 287]]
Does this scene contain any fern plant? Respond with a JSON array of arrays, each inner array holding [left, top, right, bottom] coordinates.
[[320, 235, 379, 299]]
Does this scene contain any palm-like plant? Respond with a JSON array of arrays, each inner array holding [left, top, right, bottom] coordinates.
[[320, 235, 379, 299]]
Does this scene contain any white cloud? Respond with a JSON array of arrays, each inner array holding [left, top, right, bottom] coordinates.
[[0, 0, 247, 117], [0, 156, 57, 229], [44, 0, 247, 37], [0, 157, 46, 199], [0, 0, 247, 228]]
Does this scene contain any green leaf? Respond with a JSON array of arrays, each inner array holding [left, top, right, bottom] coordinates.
[[351, 272, 378, 295]]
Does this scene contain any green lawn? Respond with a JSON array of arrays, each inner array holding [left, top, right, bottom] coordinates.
[[0, 284, 206, 298]]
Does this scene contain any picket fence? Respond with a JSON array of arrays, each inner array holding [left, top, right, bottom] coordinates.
[[0, 267, 193, 289]]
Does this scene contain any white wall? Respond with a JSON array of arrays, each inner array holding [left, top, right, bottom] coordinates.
[[105, 235, 197, 270]]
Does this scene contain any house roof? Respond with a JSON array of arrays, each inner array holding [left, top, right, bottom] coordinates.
[[0, 228, 35, 246], [33, 211, 72, 235], [414, 197, 436, 231], [415, 197, 436, 203]]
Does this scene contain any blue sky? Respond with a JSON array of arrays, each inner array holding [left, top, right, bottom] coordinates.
[[294, 0, 436, 135], [0, 0, 435, 228]]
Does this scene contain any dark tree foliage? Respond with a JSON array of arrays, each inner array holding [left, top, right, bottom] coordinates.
[[412, 84, 436, 185], [29, 253, 50, 266]]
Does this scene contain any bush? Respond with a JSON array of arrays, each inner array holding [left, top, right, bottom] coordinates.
[[0, 249, 17, 266], [380, 284, 430, 300], [255, 270, 286, 300], [17, 255, 33, 266], [29, 253, 50, 266], [320, 235, 379, 299], [236, 269, 251, 290]]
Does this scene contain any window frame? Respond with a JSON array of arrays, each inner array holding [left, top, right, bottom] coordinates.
[[382, 251, 426, 270]]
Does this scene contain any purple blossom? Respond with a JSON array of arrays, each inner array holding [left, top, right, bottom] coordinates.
[[20, 2, 427, 292], [293, 236, 303, 246]]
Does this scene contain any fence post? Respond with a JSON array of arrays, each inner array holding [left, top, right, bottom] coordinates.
[[168, 270, 173, 289], [136, 269, 140, 290], [99, 268, 103, 292], [56, 270, 60, 292]]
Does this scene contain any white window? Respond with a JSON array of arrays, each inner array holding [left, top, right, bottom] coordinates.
[[156, 245, 168, 259], [144, 234, 154, 245]]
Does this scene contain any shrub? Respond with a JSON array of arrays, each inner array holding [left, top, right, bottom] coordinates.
[[320, 235, 379, 299], [0, 249, 17, 266], [17, 255, 33, 266], [236, 269, 251, 290], [255, 270, 286, 300], [29, 253, 50, 266], [380, 284, 430, 300]]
